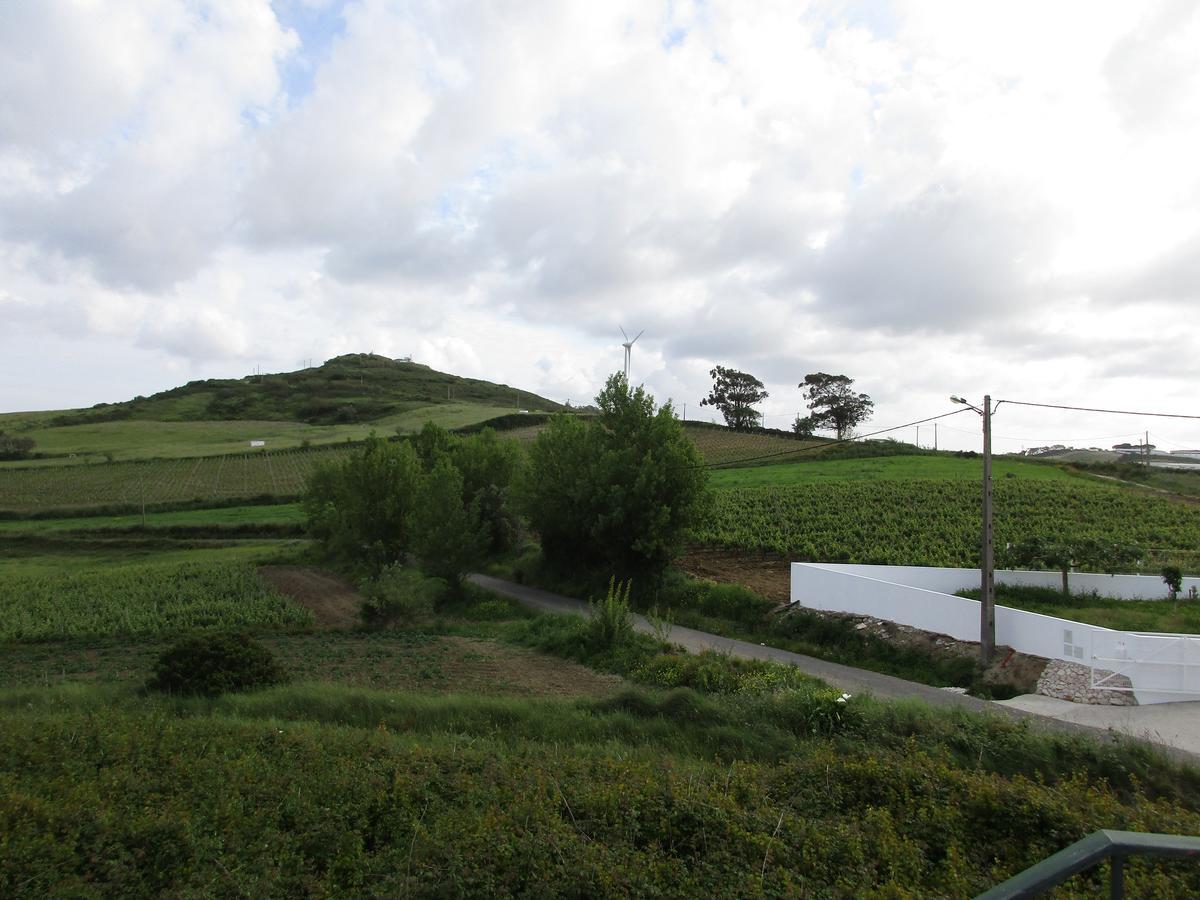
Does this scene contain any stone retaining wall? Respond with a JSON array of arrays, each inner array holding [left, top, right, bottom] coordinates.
[[1036, 659, 1137, 706]]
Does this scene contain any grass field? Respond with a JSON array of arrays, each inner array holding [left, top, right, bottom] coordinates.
[[0, 402, 521, 465], [3, 536, 1200, 895], [707, 454, 1079, 488], [0, 502, 304, 533]]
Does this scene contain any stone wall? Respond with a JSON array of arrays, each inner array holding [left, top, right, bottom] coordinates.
[[1036, 659, 1137, 706]]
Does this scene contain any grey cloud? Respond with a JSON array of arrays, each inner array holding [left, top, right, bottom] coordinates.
[[799, 183, 1052, 331]]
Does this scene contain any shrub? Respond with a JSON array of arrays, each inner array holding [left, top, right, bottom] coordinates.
[[146, 631, 287, 697], [360, 565, 443, 627], [588, 577, 635, 650]]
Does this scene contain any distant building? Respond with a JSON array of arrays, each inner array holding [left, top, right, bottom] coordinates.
[[1112, 442, 1155, 454], [250, 440, 266, 447], [1169, 449, 1200, 460]]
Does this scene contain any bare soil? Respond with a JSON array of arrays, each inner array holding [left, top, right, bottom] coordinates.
[[677, 547, 1047, 694], [258, 565, 362, 628]]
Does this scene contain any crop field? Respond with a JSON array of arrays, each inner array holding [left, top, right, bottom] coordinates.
[[0, 448, 354, 512], [0, 560, 313, 641], [694, 479, 1200, 568], [707, 454, 1078, 487]]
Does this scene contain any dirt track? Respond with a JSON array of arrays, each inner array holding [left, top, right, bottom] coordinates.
[[258, 565, 362, 628]]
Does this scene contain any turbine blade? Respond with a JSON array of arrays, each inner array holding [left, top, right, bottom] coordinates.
[[632, 330, 644, 344], [620, 326, 629, 342]]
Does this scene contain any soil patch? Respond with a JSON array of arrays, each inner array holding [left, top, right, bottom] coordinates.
[[258, 565, 362, 629], [677, 547, 793, 604]]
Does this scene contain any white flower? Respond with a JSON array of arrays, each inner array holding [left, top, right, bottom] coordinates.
[[835, 693, 852, 704]]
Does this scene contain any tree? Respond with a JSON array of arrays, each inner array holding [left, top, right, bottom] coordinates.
[[700, 366, 768, 430], [302, 434, 422, 571], [1003, 537, 1142, 595], [520, 373, 709, 587], [411, 457, 489, 593], [452, 428, 524, 553], [798, 373, 874, 440]]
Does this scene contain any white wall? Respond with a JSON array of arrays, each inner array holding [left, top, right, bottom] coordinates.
[[800, 562, 1200, 601], [790, 563, 1200, 704]]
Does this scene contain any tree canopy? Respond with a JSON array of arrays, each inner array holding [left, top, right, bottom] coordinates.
[[797, 373, 873, 440], [700, 366, 768, 430], [521, 373, 709, 586]]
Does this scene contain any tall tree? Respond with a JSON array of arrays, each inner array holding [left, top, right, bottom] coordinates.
[[520, 373, 709, 586], [700, 366, 768, 430], [798, 373, 874, 439]]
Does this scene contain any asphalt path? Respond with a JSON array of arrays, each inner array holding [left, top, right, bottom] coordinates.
[[468, 573, 1200, 766]]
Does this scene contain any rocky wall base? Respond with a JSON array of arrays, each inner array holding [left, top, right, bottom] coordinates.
[[1036, 659, 1138, 706]]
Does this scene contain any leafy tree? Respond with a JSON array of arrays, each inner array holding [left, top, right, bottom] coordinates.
[[411, 457, 489, 592], [798, 373, 874, 440], [411, 421, 456, 469], [302, 434, 422, 571], [521, 373, 709, 586], [791, 415, 816, 438], [1162, 566, 1183, 600], [452, 428, 525, 552], [700, 366, 768, 430], [1003, 537, 1142, 595]]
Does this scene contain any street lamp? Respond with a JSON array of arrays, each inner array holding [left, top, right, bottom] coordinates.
[[951, 394, 995, 664]]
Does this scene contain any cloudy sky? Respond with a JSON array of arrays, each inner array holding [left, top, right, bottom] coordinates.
[[2, 0, 1198, 453]]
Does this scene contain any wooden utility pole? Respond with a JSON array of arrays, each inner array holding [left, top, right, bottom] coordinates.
[[981, 395, 995, 664]]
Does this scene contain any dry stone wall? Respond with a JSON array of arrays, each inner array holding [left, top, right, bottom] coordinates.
[[1036, 660, 1137, 706]]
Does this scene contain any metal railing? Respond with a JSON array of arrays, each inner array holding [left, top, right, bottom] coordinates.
[[977, 830, 1200, 899]]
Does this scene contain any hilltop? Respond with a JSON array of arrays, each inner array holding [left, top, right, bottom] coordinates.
[[32, 354, 562, 427], [0, 354, 564, 463]]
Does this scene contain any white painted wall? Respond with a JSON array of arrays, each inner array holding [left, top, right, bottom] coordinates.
[[800, 562, 1200, 601], [790, 563, 1200, 704]]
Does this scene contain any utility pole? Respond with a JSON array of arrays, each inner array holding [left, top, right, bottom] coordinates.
[[916, 425, 920, 448], [981, 395, 995, 665], [951, 393, 996, 665], [934, 422, 938, 451]]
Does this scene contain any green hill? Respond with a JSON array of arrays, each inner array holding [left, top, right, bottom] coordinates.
[[0, 354, 564, 464], [33, 354, 562, 426]]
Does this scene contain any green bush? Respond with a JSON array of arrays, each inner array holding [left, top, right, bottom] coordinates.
[[360, 565, 444, 627], [146, 631, 286, 697], [588, 577, 635, 650]]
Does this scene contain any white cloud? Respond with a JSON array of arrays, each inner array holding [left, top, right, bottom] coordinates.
[[1, 0, 1198, 452]]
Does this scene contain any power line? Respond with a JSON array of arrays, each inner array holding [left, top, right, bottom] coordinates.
[[1001, 399, 1200, 420], [689, 407, 972, 470]]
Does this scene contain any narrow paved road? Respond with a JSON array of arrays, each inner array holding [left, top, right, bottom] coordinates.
[[468, 574, 1200, 765]]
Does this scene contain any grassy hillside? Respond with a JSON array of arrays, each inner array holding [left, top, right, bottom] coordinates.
[[0, 354, 563, 463]]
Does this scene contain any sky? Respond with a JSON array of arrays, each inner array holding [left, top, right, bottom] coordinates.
[[2, 0, 1199, 454]]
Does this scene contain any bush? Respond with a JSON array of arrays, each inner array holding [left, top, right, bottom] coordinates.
[[588, 577, 635, 650], [360, 565, 443, 627], [146, 631, 286, 697]]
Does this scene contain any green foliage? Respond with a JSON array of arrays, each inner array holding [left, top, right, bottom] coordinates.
[[411, 458, 489, 589], [1003, 536, 1144, 593], [632, 651, 817, 695], [521, 373, 709, 584], [0, 430, 36, 460], [360, 564, 443, 627], [695, 479, 1200, 569], [302, 434, 421, 570], [0, 561, 312, 641], [798, 372, 874, 439], [410, 421, 455, 468], [452, 428, 524, 553], [587, 577, 635, 650], [699, 365, 768, 430], [1163, 566, 1183, 596], [146, 631, 287, 697]]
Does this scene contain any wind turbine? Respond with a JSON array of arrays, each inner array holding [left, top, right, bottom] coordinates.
[[620, 326, 644, 379]]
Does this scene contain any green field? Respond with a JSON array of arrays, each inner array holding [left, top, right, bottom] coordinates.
[[0, 448, 351, 512], [0, 402, 524, 465], [0, 502, 304, 533], [0, 560, 313, 642], [694, 479, 1200, 569], [965, 585, 1200, 634], [707, 454, 1078, 488]]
